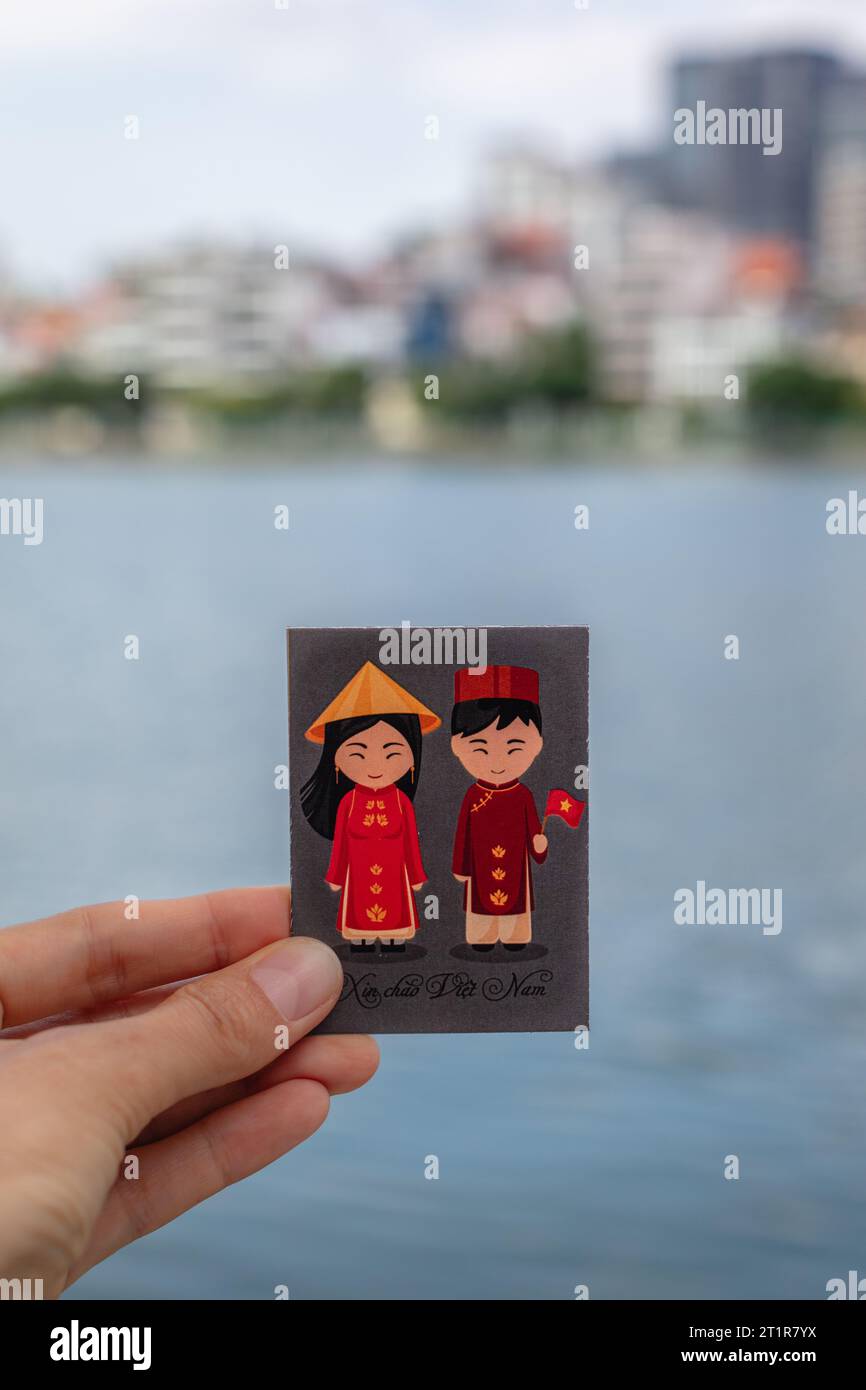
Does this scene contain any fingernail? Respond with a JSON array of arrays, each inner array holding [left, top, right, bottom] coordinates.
[[251, 938, 342, 1021]]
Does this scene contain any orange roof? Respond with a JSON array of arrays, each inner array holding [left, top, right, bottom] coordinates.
[[733, 240, 803, 296], [14, 305, 82, 350]]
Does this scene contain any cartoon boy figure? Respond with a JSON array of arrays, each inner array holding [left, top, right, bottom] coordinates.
[[451, 665, 547, 951]]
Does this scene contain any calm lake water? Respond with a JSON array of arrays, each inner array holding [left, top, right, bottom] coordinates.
[[1, 457, 864, 1300]]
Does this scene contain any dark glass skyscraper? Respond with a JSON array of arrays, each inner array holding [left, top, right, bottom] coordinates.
[[666, 49, 840, 247]]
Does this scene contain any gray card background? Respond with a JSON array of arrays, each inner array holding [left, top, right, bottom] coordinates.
[[288, 626, 588, 1033]]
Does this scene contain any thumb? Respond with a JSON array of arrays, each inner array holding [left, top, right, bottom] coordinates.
[[116, 936, 344, 1133], [0, 937, 342, 1288]]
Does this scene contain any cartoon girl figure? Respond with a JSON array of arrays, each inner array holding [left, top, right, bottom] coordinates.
[[300, 661, 440, 954]]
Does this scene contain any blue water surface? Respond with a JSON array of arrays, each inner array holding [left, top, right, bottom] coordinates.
[[1, 457, 863, 1300]]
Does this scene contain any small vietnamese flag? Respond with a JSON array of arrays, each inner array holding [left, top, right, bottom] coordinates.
[[542, 789, 586, 830]]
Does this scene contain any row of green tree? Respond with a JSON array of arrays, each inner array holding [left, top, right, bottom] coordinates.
[[0, 325, 864, 427]]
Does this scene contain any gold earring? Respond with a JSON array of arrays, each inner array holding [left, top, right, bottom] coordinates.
[[410, 765, 414, 784], [335, 766, 340, 782]]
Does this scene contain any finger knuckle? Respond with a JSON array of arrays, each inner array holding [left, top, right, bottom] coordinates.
[[175, 975, 257, 1064]]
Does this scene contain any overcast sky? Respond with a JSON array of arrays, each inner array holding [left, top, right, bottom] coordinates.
[[2, 0, 866, 293]]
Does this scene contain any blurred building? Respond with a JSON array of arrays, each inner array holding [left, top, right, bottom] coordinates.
[[591, 207, 734, 402], [480, 145, 576, 234], [475, 142, 806, 402], [815, 308, 866, 387], [0, 42, 863, 415], [74, 244, 347, 387], [472, 152, 642, 366], [0, 300, 89, 379], [666, 49, 840, 247], [817, 149, 866, 304], [649, 239, 803, 402], [458, 223, 577, 360], [816, 71, 866, 304]]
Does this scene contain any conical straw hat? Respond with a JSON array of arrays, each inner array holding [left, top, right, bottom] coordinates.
[[305, 661, 441, 742]]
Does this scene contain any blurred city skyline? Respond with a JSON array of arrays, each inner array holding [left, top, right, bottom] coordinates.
[[4, 2, 866, 449], [3, 0, 866, 292]]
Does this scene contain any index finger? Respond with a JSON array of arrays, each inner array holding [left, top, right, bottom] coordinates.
[[0, 886, 291, 1028]]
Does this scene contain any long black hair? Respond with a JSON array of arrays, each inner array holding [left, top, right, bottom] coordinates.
[[300, 712, 423, 840]]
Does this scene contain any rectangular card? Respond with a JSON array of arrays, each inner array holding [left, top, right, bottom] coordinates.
[[287, 626, 588, 1034]]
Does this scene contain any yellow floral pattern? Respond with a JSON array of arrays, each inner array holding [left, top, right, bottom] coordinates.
[[490, 889, 509, 907]]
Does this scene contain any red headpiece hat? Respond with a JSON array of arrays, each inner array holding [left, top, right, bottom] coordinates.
[[453, 664, 539, 705]]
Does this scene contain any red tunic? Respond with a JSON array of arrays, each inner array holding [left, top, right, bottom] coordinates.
[[452, 779, 547, 916], [325, 784, 426, 935]]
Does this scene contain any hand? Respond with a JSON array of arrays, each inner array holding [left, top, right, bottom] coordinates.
[[327, 882, 341, 893], [453, 874, 469, 883], [410, 883, 424, 892], [0, 887, 378, 1298], [533, 834, 548, 854]]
